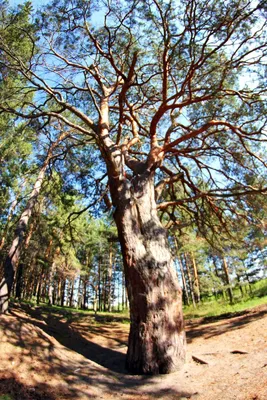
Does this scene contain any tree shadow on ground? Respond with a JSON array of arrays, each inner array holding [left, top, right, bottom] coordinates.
[[186, 307, 267, 343], [0, 376, 56, 400], [0, 304, 195, 400], [10, 303, 127, 374], [38, 304, 130, 324]]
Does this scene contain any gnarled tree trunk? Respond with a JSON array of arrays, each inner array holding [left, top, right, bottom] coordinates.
[[111, 170, 186, 374]]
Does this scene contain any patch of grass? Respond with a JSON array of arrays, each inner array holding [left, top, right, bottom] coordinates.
[[183, 294, 267, 320], [16, 301, 130, 324], [15, 279, 266, 323], [251, 278, 267, 297]]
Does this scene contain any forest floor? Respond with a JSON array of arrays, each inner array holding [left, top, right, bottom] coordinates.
[[0, 303, 267, 400]]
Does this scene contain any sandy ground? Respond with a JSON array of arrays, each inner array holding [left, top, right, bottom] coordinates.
[[0, 303, 266, 400]]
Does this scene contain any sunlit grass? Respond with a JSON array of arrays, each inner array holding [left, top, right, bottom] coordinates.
[[15, 279, 267, 322], [183, 295, 267, 320]]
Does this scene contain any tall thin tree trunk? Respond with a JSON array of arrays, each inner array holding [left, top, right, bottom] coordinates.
[[242, 261, 253, 295], [48, 261, 56, 305], [123, 273, 128, 310], [212, 256, 224, 300], [60, 278, 66, 307], [103, 271, 107, 311], [236, 274, 244, 297], [245, 272, 253, 295], [184, 253, 196, 308], [121, 273, 125, 310], [117, 270, 121, 312], [69, 278, 74, 307], [98, 258, 102, 312], [15, 222, 35, 299], [0, 128, 73, 313], [76, 274, 82, 309], [15, 263, 24, 300], [56, 279, 61, 306], [213, 258, 220, 278], [22, 251, 37, 300], [222, 257, 234, 304], [191, 253, 201, 303], [47, 246, 60, 305], [177, 255, 190, 306], [82, 277, 88, 309], [36, 265, 45, 305], [0, 165, 47, 313], [174, 238, 190, 306], [107, 244, 113, 312], [0, 195, 20, 252], [92, 285, 98, 314]]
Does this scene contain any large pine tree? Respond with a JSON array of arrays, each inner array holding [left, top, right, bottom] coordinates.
[[0, 0, 266, 374]]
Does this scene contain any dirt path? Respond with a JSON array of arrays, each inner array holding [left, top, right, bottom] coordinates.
[[0, 303, 267, 400]]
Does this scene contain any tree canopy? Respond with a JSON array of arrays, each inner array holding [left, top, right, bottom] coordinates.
[[0, 0, 266, 231]]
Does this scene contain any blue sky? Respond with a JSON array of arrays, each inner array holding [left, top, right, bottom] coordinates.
[[9, 0, 49, 8]]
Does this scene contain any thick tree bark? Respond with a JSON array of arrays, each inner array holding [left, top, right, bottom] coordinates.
[[111, 171, 186, 374]]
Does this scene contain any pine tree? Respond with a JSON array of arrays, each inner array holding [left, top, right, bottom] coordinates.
[[1, 0, 266, 374]]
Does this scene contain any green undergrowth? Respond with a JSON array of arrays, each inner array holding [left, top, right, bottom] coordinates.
[[14, 301, 130, 324], [14, 279, 267, 324], [183, 294, 267, 320], [15, 294, 267, 325], [183, 278, 267, 320]]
